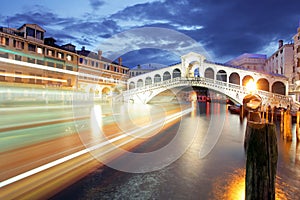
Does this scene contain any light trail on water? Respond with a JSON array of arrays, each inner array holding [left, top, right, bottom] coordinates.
[[0, 107, 192, 189]]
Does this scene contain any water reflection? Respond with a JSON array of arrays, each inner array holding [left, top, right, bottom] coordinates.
[[53, 102, 300, 199], [211, 169, 245, 200], [211, 168, 290, 200]]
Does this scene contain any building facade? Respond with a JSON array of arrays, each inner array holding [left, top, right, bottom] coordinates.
[[225, 53, 267, 71], [77, 47, 129, 99], [293, 26, 300, 82], [129, 64, 160, 78], [265, 40, 294, 83], [291, 25, 300, 100], [0, 24, 78, 88], [0, 23, 129, 100]]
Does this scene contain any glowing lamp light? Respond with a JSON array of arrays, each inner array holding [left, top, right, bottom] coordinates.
[[245, 80, 256, 93]]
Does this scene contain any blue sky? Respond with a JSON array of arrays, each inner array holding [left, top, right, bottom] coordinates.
[[1, 0, 300, 68]]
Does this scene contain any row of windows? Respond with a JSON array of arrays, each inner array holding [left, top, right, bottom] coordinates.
[[1, 34, 129, 76], [0, 69, 66, 85], [130, 71, 147, 77], [0, 50, 130, 77], [0, 52, 75, 72], [79, 58, 128, 74], [0, 35, 75, 62], [78, 75, 120, 83], [26, 27, 44, 40]]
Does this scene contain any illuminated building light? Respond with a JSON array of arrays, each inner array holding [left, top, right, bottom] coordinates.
[[0, 57, 127, 85], [0, 72, 67, 82], [245, 79, 256, 93], [0, 57, 78, 76], [0, 47, 72, 67]]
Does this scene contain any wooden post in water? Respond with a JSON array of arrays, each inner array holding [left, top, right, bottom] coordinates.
[[280, 109, 284, 134], [265, 105, 269, 123], [297, 110, 300, 142], [261, 104, 265, 122], [283, 107, 292, 141], [245, 122, 278, 200], [243, 94, 278, 200], [271, 106, 274, 124], [240, 105, 244, 122]]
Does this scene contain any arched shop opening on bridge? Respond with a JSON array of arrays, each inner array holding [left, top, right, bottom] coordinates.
[[102, 87, 111, 98], [229, 72, 240, 85], [129, 70, 287, 96]]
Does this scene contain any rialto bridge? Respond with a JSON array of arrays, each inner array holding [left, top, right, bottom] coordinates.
[[120, 52, 292, 108]]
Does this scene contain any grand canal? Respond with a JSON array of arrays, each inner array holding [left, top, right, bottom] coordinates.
[[50, 101, 300, 200]]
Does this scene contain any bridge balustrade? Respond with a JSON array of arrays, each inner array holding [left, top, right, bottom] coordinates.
[[118, 77, 290, 108]]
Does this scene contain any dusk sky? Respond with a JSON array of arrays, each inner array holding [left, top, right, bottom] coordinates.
[[1, 0, 300, 68]]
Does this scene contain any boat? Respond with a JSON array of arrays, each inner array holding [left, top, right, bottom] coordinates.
[[228, 104, 241, 114]]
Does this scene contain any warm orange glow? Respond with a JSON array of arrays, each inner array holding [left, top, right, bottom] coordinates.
[[245, 79, 256, 93], [190, 91, 197, 102], [0, 72, 67, 82]]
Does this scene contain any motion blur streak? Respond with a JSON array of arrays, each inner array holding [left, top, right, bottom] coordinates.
[[0, 97, 191, 199], [0, 107, 191, 188]]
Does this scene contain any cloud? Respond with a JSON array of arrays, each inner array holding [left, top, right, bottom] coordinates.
[[105, 0, 300, 63], [120, 49, 179, 68], [1, 0, 300, 67], [89, 0, 105, 10], [0, 5, 122, 49], [99, 27, 207, 55]]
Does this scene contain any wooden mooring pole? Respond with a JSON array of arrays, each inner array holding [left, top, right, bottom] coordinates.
[[240, 105, 244, 122], [281, 107, 292, 141], [244, 119, 278, 200], [296, 110, 300, 142], [243, 94, 278, 200]]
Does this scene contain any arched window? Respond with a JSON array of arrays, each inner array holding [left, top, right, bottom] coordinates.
[[257, 78, 269, 91], [272, 81, 285, 95], [216, 70, 227, 82], [145, 77, 152, 86], [204, 68, 214, 79], [242, 75, 254, 86], [102, 87, 110, 97], [154, 74, 161, 83], [137, 79, 143, 88], [229, 72, 240, 85], [163, 71, 171, 81], [172, 68, 181, 78], [129, 81, 135, 89]]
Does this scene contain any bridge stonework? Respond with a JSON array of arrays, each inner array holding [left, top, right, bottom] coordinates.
[[122, 52, 291, 108]]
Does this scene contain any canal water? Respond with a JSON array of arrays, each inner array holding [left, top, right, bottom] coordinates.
[[52, 102, 300, 200]]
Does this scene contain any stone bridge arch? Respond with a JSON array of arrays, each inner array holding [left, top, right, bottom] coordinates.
[[125, 52, 289, 105]]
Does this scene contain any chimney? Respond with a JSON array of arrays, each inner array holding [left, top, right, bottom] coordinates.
[[98, 50, 102, 60], [278, 40, 283, 49], [81, 46, 85, 51], [118, 57, 122, 66]]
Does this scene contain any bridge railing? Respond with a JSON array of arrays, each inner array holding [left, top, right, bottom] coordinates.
[[121, 77, 290, 106]]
